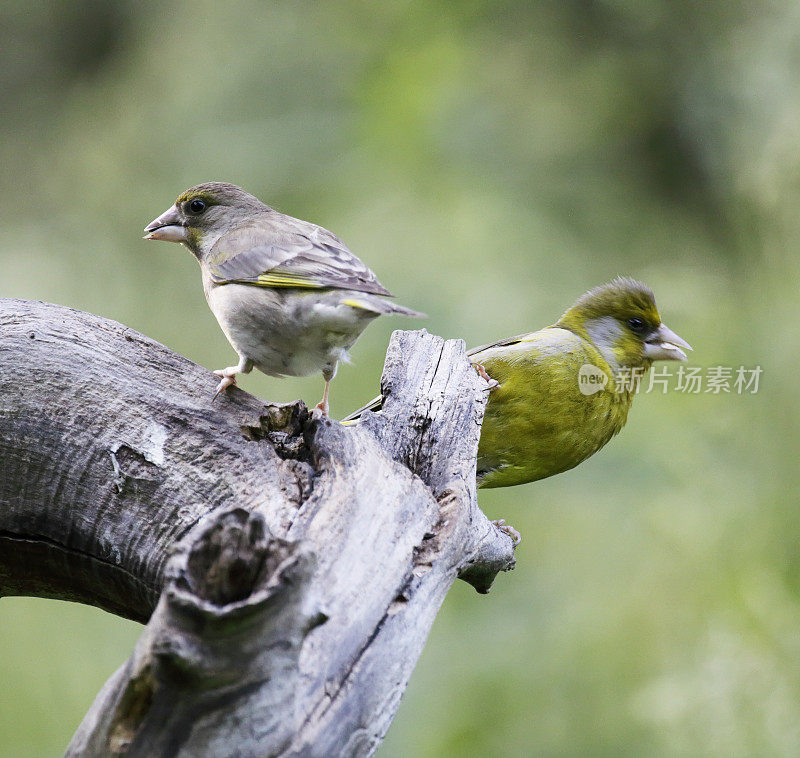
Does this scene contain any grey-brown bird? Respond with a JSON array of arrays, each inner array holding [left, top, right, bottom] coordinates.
[[144, 182, 423, 414]]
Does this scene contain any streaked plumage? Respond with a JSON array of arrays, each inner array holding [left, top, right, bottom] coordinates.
[[144, 182, 423, 413], [344, 278, 691, 488]]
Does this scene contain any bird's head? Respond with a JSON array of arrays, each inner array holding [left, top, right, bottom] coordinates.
[[558, 277, 691, 370], [143, 182, 268, 257]]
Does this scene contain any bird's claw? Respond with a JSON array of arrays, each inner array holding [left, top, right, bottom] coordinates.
[[313, 399, 329, 418], [492, 519, 521, 546], [212, 369, 238, 400], [475, 363, 500, 390]]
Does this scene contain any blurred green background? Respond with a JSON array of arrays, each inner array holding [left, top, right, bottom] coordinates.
[[1, 1, 798, 756]]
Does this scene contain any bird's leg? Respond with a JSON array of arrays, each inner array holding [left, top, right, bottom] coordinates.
[[213, 357, 252, 399], [314, 365, 337, 417], [474, 362, 500, 390], [315, 380, 331, 417], [492, 519, 522, 546]]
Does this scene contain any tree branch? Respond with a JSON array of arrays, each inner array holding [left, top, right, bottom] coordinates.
[[0, 299, 516, 757]]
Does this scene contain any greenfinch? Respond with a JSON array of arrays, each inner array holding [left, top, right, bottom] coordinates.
[[144, 182, 423, 414], [344, 278, 691, 488]]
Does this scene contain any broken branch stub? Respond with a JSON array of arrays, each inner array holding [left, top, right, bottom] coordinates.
[[70, 508, 322, 757], [360, 329, 518, 593]]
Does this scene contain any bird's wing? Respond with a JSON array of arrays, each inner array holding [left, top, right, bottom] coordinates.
[[466, 331, 540, 359], [343, 331, 544, 422], [206, 218, 392, 296]]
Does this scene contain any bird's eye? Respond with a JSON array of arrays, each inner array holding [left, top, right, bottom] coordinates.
[[627, 317, 646, 333], [188, 198, 207, 214]]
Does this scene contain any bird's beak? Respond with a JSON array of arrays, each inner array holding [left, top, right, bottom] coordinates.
[[643, 323, 692, 362], [143, 205, 188, 243]]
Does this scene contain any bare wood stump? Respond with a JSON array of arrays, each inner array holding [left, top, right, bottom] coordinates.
[[0, 299, 517, 757]]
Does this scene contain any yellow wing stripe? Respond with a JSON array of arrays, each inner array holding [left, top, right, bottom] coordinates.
[[254, 273, 324, 289], [342, 298, 373, 310]]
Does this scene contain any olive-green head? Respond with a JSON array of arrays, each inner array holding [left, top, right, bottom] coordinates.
[[558, 277, 691, 369], [143, 182, 269, 256]]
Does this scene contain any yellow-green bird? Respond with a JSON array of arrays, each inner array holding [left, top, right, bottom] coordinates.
[[344, 278, 691, 488], [144, 182, 423, 414]]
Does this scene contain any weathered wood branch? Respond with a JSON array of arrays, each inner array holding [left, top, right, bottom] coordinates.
[[0, 299, 516, 757]]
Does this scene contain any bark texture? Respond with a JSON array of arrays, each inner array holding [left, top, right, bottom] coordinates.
[[0, 299, 517, 757]]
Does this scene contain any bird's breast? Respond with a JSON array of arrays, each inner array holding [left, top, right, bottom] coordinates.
[[202, 279, 377, 378], [475, 339, 633, 488]]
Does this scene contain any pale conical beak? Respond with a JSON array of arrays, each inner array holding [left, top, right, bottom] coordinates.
[[143, 205, 188, 243], [643, 323, 692, 362]]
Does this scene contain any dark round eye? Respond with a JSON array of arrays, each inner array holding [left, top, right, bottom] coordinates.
[[627, 317, 646, 333], [188, 198, 207, 214]]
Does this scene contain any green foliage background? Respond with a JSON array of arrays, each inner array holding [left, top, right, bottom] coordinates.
[[1, 2, 797, 755]]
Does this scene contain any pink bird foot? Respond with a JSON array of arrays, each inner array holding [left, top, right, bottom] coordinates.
[[212, 368, 238, 400], [474, 363, 500, 390]]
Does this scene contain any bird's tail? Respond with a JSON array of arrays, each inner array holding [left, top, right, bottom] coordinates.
[[383, 301, 427, 319], [342, 295, 425, 319], [341, 393, 384, 423]]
